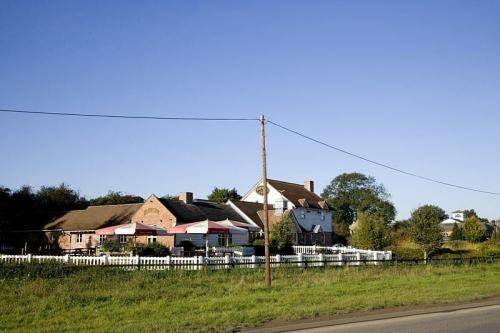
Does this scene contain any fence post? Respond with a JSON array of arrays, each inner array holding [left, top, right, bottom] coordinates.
[[356, 252, 361, 266], [27, 253, 32, 263], [338, 253, 343, 266], [225, 254, 231, 269], [275, 254, 281, 268], [318, 253, 324, 267], [251, 255, 256, 269], [298, 253, 303, 268], [136, 255, 140, 270], [197, 256, 203, 271], [166, 255, 171, 270], [313, 245, 317, 254], [103, 254, 109, 266], [64, 254, 71, 264]]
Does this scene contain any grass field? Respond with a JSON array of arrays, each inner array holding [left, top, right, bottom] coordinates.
[[1, 262, 500, 332]]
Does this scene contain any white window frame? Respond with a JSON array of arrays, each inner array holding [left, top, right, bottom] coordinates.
[[147, 236, 157, 244], [99, 235, 107, 244], [75, 233, 83, 243], [118, 235, 127, 244]]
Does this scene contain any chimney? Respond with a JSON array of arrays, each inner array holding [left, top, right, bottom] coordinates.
[[304, 180, 314, 193], [178, 192, 193, 204]]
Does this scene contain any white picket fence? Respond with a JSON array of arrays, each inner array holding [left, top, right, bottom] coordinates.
[[293, 245, 392, 260], [0, 250, 392, 271]]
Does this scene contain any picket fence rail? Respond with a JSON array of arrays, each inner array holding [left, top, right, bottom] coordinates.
[[0, 249, 392, 271]]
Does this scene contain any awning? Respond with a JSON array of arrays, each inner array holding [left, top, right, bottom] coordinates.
[[95, 222, 168, 236], [169, 219, 248, 235]]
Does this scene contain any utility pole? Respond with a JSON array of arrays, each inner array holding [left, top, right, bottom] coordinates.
[[260, 114, 271, 288]]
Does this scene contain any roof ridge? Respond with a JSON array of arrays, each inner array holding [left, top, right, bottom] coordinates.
[[87, 202, 143, 208], [267, 178, 303, 186]]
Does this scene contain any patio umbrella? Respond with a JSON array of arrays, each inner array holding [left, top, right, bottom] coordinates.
[[95, 222, 167, 236], [168, 220, 247, 234], [217, 219, 261, 232], [114, 222, 168, 236]]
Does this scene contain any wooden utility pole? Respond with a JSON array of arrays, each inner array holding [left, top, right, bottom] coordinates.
[[260, 114, 271, 288]]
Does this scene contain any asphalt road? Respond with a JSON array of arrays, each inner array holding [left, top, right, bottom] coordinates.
[[289, 304, 500, 333]]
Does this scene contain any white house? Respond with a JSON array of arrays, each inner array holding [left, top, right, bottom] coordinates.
[[240, 179, 333, 245]]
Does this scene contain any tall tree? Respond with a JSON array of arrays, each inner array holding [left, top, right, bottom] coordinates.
[[351, 212, 391, 250], [90, 191, 144, 206], [322, 173, 396, 227], [449, 223, 463, 241], [207, 187, 242, 203], [409, 205, 446, 260], [462, 216, 484, 242], [35, 183, 88, 212]]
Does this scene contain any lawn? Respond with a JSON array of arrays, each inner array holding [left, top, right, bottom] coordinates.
[[1, 262, 500, 332]]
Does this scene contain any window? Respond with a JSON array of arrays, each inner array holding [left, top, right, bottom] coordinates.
[[218, 234, 231, 246], [147, 236, 157, 244], [118, 235, 127, 244], [75, 233, 83, 243], [99, 235, 107, 244]]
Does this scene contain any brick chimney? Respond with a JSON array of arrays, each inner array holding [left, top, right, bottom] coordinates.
[[178, 192, 193, 204], [304, 180, 314, 193]]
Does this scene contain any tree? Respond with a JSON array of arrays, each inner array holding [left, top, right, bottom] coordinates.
[[351, 212, 391, 250], [409, 205, 446, 260], [449, 223, 463, 241], [270, 216, 296, 254], [207, 187, 242, 203], [35, 183, 88, 212], [322, 172, 396, 227], [463, 209, 489, 223], [462, 216, 484, 242], [90, 191, 144, 206], [0, 186, 12, 235]]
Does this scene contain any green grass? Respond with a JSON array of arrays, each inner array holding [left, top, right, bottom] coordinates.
[[1, 263, 500, 332]]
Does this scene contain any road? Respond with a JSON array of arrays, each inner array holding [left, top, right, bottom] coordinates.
[[288, 304, 500, 333]]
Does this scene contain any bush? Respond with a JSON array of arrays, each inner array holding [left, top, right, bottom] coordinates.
[[134, 243, 170, 257], [100, 239, 122, 253], [179, 240, 195, 252], [389, 246, 423, 260], [351, 212, 391, 250]]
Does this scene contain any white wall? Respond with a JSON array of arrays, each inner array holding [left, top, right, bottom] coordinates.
[[292, 207, 332, 232], [243, 180, 296, 209]]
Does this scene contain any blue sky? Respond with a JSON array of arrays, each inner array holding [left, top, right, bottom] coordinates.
[[1, 1, 499, 220]]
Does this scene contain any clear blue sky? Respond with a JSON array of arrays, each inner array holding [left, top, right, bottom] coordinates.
[[1, 1, 499, 220]]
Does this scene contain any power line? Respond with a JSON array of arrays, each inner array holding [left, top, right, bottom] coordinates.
[[0, 109, 259, 121], [267, 120, 500, 196]]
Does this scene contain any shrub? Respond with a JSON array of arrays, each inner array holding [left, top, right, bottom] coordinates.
[[270, 217, 296, 254], [462, 216, 485, 243], [100, 239, 121, 253], [351, 212, 391, 250], [134, 243, 170, 257], [179, 240, 195, 252]]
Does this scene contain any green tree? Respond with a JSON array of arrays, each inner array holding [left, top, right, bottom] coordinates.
[[90, 191, 144, 206], [207, 187, 242, 203], [351, 212, 391, 250], [449, 223, 463, 241], [462, 216, 484, 242], [270, 216, 296, 254], [36, 183, 88, 212], [322, 173, 396, 226], [409, 205, 446, 260]]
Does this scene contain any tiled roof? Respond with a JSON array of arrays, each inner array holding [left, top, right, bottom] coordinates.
[[229, 200, 274, 229], [267, 179, 325, 209], [159, 198, 248, 224], [43, 203, 143, 231]]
